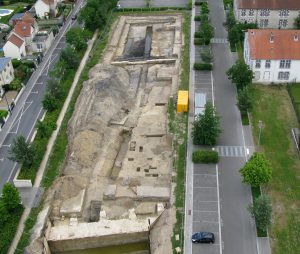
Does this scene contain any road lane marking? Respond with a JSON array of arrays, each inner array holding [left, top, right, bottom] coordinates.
[[0, 158, 4, 161], [31, 91, 38, 94], [26, 107, 44, 142], [8, 162, 18, 182], [2, 144, 11, 147]]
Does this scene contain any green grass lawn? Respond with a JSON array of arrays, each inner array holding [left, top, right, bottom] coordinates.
[[251, 85, 300, 254]]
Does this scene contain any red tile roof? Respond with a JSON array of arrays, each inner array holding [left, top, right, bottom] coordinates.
[[42, 0, 55, 5], [22, 12, 35, 27], [247, 29, 300, 60], [8, 34, 24, 48], [238, 0, 300, 10], [14, 21, 32, 38]]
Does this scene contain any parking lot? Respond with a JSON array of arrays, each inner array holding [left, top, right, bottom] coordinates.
[[192, 162, 221, 254]]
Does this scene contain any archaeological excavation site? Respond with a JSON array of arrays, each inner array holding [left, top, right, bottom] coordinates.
[[28, 14, 183, 254]]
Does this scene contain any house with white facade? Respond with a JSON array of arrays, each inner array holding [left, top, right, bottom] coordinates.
[[34, 0, 58, 19], [3, 34, 26, 59], [234, 0, 300, 28], [12, 21, 36, 54], [32, 28, 54, 54], [0, 57, 14, 96], [244, 29, 300, 83]]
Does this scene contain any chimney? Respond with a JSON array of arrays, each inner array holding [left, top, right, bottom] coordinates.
[[269, 32, 274, 43], [294, 33, 299, 41]]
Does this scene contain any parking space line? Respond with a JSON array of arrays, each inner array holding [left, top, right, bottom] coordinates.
[[193, 220, 219, 224], [193, 210, 218, 212], [194, 186, 217, 189], [194, 173, 216, 176]]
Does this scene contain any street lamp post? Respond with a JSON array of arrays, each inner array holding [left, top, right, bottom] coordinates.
[[258, 120, 264, 146]]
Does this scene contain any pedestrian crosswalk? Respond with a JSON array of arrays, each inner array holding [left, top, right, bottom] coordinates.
[[211, 38, 228, 44], [215, 146, 249, 157]]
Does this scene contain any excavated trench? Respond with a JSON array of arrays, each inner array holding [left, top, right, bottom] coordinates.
[[31, 15, 183, 254]]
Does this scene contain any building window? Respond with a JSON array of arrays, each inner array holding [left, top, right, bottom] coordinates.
[[265, 60, 271, 68], [260, 9, 270, 16], [279, 9, 289, 17], [259, 19, 269, 27], [241, 9, 246, 16], [278, 72, 290, 80], [279, 60, 291, 68], [285, 60, 291, 68], [279, 60, 285, 68], [278, 19, 288, 27], [249, 9, 254, 16], [255, 60, 261, 68]]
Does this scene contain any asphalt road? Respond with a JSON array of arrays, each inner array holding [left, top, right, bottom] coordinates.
[[0, 0, 84, 192], [208, 0, 258, 253]]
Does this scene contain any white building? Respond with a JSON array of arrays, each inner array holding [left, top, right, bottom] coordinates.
[[32, 29, 54, 54], [244, 29, 300, 84], [234, 0, 300, 28], [0, 57, 14, 96], [3, 34, 26, 59], [34, 0, 58, 18]]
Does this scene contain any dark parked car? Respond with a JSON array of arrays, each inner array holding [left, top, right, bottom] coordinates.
[[192, 232, 215, 244]]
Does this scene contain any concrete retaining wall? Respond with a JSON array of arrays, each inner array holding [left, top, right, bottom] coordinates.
[[48, 231, 149, 253], [13, 169, 32, 187]]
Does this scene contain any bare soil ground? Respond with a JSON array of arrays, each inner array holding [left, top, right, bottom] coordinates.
[[32, 14, 184, 254]]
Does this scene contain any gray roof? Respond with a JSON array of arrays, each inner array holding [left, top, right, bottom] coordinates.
[[9, 13, 25, 21], [0, 57, 11, 72]]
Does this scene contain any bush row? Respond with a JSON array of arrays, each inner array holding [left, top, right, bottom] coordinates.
[[115, 6, 187, 12], [192, 150, 219, 163], [287, 85, 300, 125], [194, 62, 213, 70]]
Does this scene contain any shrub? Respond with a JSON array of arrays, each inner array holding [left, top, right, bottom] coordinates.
[[194, 31, 202, 38], [200, 50, 213, 63], [194, 38, 202, 45], [192, 150, 219, 163], [195, 1, 202, 6], [194, 15, 201, 21], [194, 63, 213, 70]]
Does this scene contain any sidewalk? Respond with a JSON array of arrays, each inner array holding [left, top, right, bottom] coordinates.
[[7, 29, 99, 254]]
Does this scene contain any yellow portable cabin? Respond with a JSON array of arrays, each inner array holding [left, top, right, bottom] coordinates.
[[177, 90, 189, 113]]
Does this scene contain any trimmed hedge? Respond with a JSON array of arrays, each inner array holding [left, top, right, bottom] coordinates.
[[194, 62, 213, 70], [192, 150, 219, 163], [115, 6, 187, 12], [194, 15, 201, 21]]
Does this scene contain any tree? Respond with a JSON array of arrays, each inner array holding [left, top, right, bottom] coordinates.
[[237, 86, 252, 113], [225, 10, 236, 30], [46, 77, 63, 99], [227, 60, 254, 90], [228, 25, 240, 48], [199, 21, 214, 44], [42, 92, 59, 111], [66, 27, 91, 51], [78, 0, 117, 31], [9, 136, 36, 168], [192, 102, 221, 145], [248, 195, 272, 232], [36, 120, 57, 138], [1, 183, 21, 211], [240, 153, 272, 187], [294, 16, 300, 29], [60, 45, 80, 68]]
